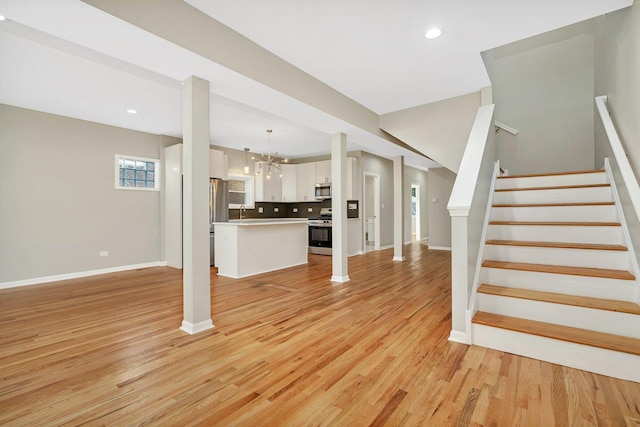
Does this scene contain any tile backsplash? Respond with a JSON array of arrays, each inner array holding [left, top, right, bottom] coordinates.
[[229, 200, 359, 219]]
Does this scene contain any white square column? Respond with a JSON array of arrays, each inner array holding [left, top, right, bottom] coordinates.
[[331, 133, 349, 283], [181, 76, 213, 334], [393, 155, 405, 261]]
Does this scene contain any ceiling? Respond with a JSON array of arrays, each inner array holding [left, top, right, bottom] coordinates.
[[0, 0, 633, 169]]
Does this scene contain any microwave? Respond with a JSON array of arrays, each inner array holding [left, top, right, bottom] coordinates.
[[315, 183, 331, 200]]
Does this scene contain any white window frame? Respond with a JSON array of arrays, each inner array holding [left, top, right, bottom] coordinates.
[[228, 174, 255, 209], [115, 154, 161, 191]]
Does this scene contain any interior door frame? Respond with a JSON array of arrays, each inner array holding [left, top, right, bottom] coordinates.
[[363, 172, 381, 252]]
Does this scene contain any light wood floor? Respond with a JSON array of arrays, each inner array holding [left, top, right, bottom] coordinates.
[[1, 243, 639, 426]]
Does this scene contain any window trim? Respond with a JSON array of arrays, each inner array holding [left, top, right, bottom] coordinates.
[[114, 154, 160, 191], [228, 174, 255, 209]]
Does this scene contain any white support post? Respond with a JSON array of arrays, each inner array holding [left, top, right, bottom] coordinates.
[[393, 156, 405, 261], [331, 133, 349, 283], [181, 76, 213, 334]]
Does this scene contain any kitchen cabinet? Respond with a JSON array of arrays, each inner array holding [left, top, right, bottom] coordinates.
[[281, 164, 297, 202], [315, 160, 331, 184], [164, 144, 228, 179], [254, 161, 283, 202], [296, 162, 316, 202], [209, 149, 228, 179]]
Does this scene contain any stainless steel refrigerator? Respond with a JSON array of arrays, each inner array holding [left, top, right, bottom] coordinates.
[[210, 178, 229, 266]]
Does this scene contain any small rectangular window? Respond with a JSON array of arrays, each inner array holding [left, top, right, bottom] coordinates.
[[115, 154, 160, 191], [228, 174, 254, 209]]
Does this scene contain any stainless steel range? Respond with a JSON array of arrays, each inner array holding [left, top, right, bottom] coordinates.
[[308, 207, 332, 255]]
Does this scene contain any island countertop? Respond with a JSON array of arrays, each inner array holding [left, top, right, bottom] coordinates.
[[215, 218, 309, 226]]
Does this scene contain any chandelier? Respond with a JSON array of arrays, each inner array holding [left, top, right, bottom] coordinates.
[[255, 129, 286, 179]]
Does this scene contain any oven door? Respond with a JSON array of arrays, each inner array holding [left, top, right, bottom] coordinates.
[[308, 224, 332, 255]]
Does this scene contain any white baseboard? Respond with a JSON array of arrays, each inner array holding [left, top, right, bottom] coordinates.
[[0, 261, 167, 289], [429, 246, 452, 251], [180, 319, 214, 335], [448, 330, 467, 344], [379, 244, 394, 250], [331, 275, 351, 283]]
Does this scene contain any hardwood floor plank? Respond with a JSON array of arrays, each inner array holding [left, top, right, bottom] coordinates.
[[1, 244, 639, 425]]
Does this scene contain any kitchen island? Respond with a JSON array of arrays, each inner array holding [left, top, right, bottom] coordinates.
[[214, 219, 308, 278]]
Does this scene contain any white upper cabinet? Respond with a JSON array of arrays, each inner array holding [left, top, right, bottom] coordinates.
[[254, 161, 283, 202], [281, 164, 297, 202], [209, 148, 228, 179], [296, 162, 316, 202], [315, 160, 331, 184]]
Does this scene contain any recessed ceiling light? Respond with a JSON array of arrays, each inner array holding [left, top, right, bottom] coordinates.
[[0, 15, 6, 21], [126, 108, 138, 114], [425, 28, 442, 39]]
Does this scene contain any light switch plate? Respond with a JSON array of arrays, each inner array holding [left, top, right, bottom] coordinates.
[[431, 197, 438, 203]]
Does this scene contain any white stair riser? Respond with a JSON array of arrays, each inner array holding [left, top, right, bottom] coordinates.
[[477, 294, 640, 338], [495, 172, 607, 190], [471, 324, 640, 383], [490, 205, 618, 223], [480, 267, 636, 300], [493, 187, 612, 205], [486, 225, 624, 245], [484, 245, 629, 270]]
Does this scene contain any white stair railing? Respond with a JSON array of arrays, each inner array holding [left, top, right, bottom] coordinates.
[[447, 104, 496, 343], [595, 95, 640, 304]]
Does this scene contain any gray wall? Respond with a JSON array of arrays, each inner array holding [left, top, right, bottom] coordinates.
[[404, 166, 428, 243], [379, 92, 481, 173], [360, 152, 394, 247], [428, 167, 456, 249], [593, 3, 640, 175], [483, 23, 596, 175], [0, 104, 168, 283]]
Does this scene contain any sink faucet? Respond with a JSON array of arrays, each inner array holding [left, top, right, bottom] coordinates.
[[240, 205, 246, 219]]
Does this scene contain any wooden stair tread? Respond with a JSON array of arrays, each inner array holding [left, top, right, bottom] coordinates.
[[495, 183, 610, 192], [472, 311, 640, 356], [478, 284, 640, 315], [493, 202, 615, 208], [481, 260, 635, 280], [497, 170, 605, 179], [489, 220, 621, 227], [485, 240, 627, 251]]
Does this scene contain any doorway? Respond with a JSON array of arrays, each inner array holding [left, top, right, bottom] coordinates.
[[411, 183, 421, 241], [363, 172, 380, 253]]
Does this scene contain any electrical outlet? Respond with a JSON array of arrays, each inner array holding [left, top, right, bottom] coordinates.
[[258, 207, 264, 214], [308, 207, 313, 213], [431, 197, 438, 203], [99, 251, 109, 257], [274, 207, 279, 213], [293, 208, 298, 213]]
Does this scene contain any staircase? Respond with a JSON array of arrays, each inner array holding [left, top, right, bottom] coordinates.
[[471, 169, 640, 382]]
